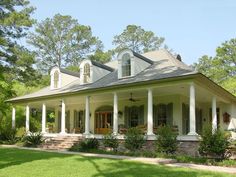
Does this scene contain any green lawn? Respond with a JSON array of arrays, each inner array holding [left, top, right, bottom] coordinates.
[[0, 147, 234, 177]]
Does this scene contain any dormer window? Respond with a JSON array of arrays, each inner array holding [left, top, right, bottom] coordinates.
[[122, 53, 131, 77], [54, 71, 59, 88], [83, 63, 90, 83]]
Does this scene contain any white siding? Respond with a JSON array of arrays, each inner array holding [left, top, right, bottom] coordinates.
[[133, 55, 151, 75], [92, 65, 110, 82], [61, 73, 79, 87]]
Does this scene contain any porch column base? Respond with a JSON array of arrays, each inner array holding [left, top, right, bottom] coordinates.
[[59, 132, 67, 135], [187, 132, 198, 136]]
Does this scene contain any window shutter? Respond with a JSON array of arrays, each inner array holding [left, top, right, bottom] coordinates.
[[124, 106, 130, 128], [74, 110, 77, 128], [153, 105, 158, 127], [139, 105, 144, 125], [167, 103, 173, 126], [58, 111, 61, 132]]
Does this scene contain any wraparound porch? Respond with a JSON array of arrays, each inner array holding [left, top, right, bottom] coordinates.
[[11, 81, 235, 141]]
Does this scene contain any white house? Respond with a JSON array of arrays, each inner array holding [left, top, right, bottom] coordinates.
[[8, 49, 236, 143]]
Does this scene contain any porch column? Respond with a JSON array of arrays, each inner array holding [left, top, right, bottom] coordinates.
[[212, 96, 217, 131], [188, 83, 197, 135], [12, 107, 16, 129], [84, 96, 90, 135], [42, 103, 46, 134], [60, 99, 66, 134], [113, 92, 118, 135], [147, 88, 154, 135], [26, 105, 30, 132]]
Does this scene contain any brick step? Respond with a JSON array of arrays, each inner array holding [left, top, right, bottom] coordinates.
[[41, 136, 84, 150]]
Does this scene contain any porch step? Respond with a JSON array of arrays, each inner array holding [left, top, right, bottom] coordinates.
[[40, 136, 84, 150]]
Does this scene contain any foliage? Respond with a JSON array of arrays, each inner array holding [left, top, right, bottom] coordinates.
[[155, 125, 178, 154], [0, 126, 17, 144], [112, 25, 166, 53], [16, 127, 26, 140], [88, 49, 113, 64], [70, 138, 99, 152], [0, 0, 38, 117], [27, 14, 104, 73], [103, 133, 119, 151], [195, 38, 236, 95], [23, 132, 44, 147], [124, 127, 145, 151], [198, 124, 231, 159]]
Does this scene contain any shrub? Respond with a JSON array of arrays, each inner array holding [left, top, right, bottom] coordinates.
[[198, 124, 231, 159], [23, 132, 44, 147], [103, 133, 119, 151], [16, 127, 26, 141], [0, 126, 18, 144], [70, 138, 99, 152], [124, 127, 145, 151], [155, 125, 178, 154]]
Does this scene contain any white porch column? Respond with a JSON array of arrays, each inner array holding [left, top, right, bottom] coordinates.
[[12, 107, 16, 129], [42, 103, 46, 134], [113, 92, 118, 135], [147, 88, 154, 135], [188, 83, 197, 135], [26, 105, 30, 132], [84, 96, 90, 135], [212, 96, 217, 132], [60, 99, 66, 134]]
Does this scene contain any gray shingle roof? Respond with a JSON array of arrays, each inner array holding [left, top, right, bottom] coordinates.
[[8, 49, 197, 102]]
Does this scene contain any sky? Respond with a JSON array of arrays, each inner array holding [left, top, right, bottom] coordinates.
[[29, 0, 236, 65]]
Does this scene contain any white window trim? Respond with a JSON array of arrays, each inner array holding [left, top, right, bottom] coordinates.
[[50, 68, 62, 90], [80, 60, 93, 85], [118, 50, 134, 79]]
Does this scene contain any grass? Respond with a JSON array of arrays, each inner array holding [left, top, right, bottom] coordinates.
[[0, 147, 234, 177]]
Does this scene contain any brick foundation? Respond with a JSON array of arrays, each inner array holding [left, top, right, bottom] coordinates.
[[97, 139, 200, 156]]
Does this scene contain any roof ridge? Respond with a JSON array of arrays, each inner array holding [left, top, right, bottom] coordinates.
[[91, 60, 114, 72], [59, 68, 80, 77]]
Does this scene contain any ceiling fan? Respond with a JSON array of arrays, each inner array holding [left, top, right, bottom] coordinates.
[[129, 93, 140, 102]]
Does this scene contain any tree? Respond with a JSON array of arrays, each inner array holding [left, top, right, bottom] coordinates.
[[195, 38, 236, 95], [0, 0, 36, 115], [28, 14, 104, 73], [88, 49, 113, 64], [112, 25, 165, 53]]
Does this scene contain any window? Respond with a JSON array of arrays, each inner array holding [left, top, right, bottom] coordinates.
[[54, 71, 59, 88], [121, 53, 131, 77], [124, 105, 144, 128], [153, 103, 173, 127], [84, 63, 90, 83]]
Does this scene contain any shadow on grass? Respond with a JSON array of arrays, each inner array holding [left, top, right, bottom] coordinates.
[[75, 156, 231, 177], [0, 147, 71, 170]]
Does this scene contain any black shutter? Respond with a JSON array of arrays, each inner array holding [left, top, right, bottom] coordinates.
[[139, 105, 144, 125], [167, 103, 173, 126], [58, 111, 61, 133], [153, 105, 158, 127]]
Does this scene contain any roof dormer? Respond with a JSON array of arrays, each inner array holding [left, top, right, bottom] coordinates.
[[118, 49, 153, 79], [80, 59, 113, 85], [50, 66, 80, 90], [50, 67, 62, 90], [80, 60, 92, 84]]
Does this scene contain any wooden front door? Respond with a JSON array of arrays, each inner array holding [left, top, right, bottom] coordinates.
[[95, 112, 113, 134]]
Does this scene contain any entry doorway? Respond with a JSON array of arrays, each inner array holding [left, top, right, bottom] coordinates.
[[95, 112, 113, 134]]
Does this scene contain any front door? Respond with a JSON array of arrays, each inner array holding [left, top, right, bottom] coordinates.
[[95, 112, 113, 134]]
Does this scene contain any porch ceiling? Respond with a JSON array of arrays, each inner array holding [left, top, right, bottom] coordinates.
[[18, 82, 229, 109]]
